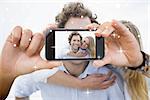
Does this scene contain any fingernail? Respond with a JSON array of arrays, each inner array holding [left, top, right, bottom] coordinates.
[[95, 33, 98, 37], [95, 33, 100, 37]]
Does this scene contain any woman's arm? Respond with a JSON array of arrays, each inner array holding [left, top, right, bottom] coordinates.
[[12, 69, 115, 100], [47, 70, 115, 89], [0, 26, 61, 100], [0, 69, 15, 100], [127, 51, 150, 77]]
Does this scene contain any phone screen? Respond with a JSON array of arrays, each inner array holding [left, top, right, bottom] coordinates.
[[46, 29, 104, 60]]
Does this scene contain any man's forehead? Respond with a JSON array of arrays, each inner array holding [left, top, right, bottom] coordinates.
[[65, 17, 91, 29], [72, 35, 80, 38]]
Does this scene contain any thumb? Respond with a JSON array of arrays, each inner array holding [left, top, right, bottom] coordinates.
[[92, 55, 111, 68], [47, 23, 58, 29], [36, 60, 63, 70], [43, 23, 58, 37]]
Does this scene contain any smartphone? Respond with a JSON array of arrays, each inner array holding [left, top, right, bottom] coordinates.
[[45, 29, 104, 60]]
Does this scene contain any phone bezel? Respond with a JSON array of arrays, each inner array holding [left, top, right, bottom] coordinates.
[[45, 29, 104, 60]]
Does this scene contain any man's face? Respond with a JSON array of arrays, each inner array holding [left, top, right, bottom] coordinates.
[[64, 16, 91, 64], [70, 35, 81, 52]]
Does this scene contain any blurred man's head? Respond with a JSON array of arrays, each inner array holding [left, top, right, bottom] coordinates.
[[56, 2, 98, 28], [57, 2, 96, 65]]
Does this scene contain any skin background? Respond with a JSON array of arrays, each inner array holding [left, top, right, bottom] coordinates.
[[0, 0, 149, 99]]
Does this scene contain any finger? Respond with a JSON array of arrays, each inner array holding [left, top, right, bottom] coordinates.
[[99, 81, 115, 89], [47, 23, 58, 29], [36, 35, 44, 54], [43, 27, 49, 38], [95, 22, 109, 37], [99, 72, 114, 82], [85, 23, 100, 30], [99, 75, 116, 89], [99, 85, 110, 89], [95, 29, 103, 37], [88, 73, 104, 77], [6, 34, 13, 43], [43, 23, 58, 37], [95, 22, 115, 37], [112, 19, 130, 36], [19, 29, 32, 50], [11, 26, 22, 46], [106, 71, 113, 78], [101, 27, 114, 37], [95, 28, 104, 37], [26, 33, 43, 56], [93, 54, 112, 67]]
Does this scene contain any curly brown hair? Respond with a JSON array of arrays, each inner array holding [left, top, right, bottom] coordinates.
[[55, 2, 98, 28], [68, 31, 82, 45]]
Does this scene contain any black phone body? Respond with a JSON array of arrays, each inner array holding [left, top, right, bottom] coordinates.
[[46, 29, 104, 60]]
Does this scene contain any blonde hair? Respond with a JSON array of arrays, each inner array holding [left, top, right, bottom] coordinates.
[[85, 36, 95, 57], [121, 20, 149, 100]]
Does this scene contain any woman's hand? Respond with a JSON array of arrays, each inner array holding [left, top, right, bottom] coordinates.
[[86, 20, 143, 68], [0, 26, 62, 78], [80, 71, 116, 90]]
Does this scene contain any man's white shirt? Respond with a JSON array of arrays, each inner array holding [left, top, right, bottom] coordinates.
[[14, 63, 126, 100]]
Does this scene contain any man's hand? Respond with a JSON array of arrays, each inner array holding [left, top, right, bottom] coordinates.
[[87, 20, 143, 68]]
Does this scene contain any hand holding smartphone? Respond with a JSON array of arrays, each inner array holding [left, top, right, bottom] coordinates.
[[45, 29, 104, 60]]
